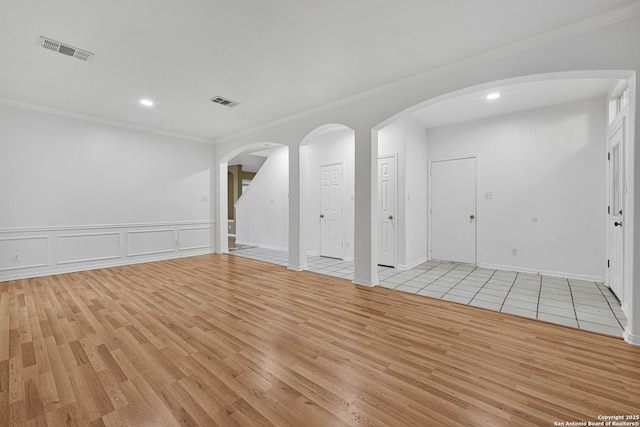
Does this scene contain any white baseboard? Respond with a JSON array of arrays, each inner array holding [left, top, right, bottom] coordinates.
[[352, 276, 379, 287], [624, 327, 640, 346], [288, 264, 307, 272], [478, 263, 605, 282], [397, 256, 428, 271], [305, 251, 352, 262], [234, 240, 288, 252], [0, 248, 214, 281], [621, 302, 629, 317]]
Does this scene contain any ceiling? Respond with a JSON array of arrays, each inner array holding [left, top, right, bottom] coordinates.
[[410, 78, 617, 129], [0, 0, 636, 142], [230, 150, 269, 173]]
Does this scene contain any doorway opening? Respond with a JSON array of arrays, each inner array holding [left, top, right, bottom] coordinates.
[[378, 154, 397, 267], [429, 157, 477, 265], [218, 143, 288, 263], [606, 81, 631, 306], [319, 162, 345, 259], [300, 124, 355, 267]]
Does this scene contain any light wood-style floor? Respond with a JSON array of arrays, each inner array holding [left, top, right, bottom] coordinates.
[[1, 254, 639, 426]]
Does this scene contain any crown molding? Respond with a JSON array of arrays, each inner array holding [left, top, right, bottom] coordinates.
[[0, 220, 213, 234], [0, 97, 214, 144]]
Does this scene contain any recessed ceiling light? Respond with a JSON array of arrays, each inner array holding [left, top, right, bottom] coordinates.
[[140, 99, 154, 107], [486, 92, 500, 100]]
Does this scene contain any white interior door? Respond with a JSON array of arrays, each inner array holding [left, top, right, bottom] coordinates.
[[430, 157, 476, 264], [378, 155, 396, 267], [608, 120, 624, 300], [320, 163, 344, 258]]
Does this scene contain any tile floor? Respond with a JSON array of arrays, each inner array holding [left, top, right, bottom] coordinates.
[[230, 247, 627, 338]]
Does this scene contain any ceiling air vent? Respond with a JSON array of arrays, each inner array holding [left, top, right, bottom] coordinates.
[[209, 96, 240, 108], [39, 37, 94, 62]]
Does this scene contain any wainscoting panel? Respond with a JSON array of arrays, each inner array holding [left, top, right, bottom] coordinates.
[[0, 221, 214, 281], [0, 236, 48, 271], [58, 232, 121, 265], [178, 226, 211, 251], [127, 229, 175, 257]]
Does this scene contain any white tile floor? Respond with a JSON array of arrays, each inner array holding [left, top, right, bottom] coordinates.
[[229, 247, 627, 338]]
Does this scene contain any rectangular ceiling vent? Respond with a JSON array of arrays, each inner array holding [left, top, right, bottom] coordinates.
[[209, 96, 240, 108], [39, 37, 94, 62]]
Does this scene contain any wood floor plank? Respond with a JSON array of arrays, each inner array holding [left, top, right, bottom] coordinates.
[[37, 371, 60, 414], [1, 253, 640, 426], [24, 373, 45, 420], [42, 336, 75, 408]]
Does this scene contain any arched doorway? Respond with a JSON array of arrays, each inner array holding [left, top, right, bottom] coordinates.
[[300, 124, 356, 279], [217, 142, 289, 266], [369, 71, 634, 337]]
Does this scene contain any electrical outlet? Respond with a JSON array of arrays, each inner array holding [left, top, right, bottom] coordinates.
[[511, 248, 517, 256], [12, 253, 20, 262]]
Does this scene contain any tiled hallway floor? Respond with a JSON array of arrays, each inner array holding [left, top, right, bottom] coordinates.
[[230, 247, 627, 338]]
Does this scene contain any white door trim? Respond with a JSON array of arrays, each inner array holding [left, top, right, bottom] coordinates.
[[606, 115, 626, 302]]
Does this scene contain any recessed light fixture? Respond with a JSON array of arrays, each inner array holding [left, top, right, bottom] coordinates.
[[486, 92, 500, 100], [140, 99, 154, 107]]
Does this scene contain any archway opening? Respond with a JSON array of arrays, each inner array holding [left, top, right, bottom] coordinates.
[[300, 124, 356, 280], [370, 71, 634, 338], [218, 142, 289, 267]]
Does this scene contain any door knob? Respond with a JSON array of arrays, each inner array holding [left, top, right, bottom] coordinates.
[[319, 214, 324, 218], [388, 215, 393, 220], [470, 214, 475, 220], [614, 221, 622, 227]]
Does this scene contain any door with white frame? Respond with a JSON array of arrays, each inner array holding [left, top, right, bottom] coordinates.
[[319, 163, 344, 259], [607, 118, 625, 301], [430, 157, 477, 264], [378, 155, 397, 267]]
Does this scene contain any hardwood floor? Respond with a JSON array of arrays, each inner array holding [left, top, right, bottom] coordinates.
[[1, 254, 639, 426]]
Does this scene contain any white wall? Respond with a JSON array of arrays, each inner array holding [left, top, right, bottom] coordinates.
[[378, 117, 429, 269], [0, 104, 215, 280], [235, 146, 289, 250], [427, 97, 606, 279], [405, 119, 429, 268], [305, 129, 355, 259]]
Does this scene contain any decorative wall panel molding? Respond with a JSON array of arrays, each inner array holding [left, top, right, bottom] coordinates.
[[0, 221, 213, 281], [57, 232, 121, 265], [127, 229, 175, 257], [178, 226, 212, 251], [0, 236, 48, 271], [0, 220, 212, 233]]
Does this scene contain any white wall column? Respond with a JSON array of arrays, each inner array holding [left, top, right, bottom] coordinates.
[[216, 160, 229, 254], [210, 150, 217, 254], [353, 127, 379, 286], [624, 76, 639, 346], [288, 143, 306, 270]]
